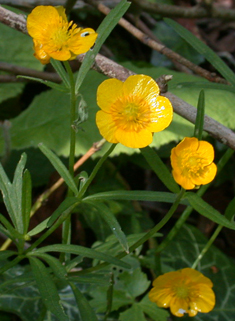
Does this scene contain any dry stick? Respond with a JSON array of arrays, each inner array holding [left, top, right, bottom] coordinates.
[[131, 0, 235, 20], [0, 6, 235, 150], [0, 62, 61, 83], [90, 0, 227, 84], [0, 139, 106, 250]]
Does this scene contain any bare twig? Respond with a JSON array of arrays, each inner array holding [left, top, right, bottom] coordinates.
[[0, 6, 235, 150], [131, 0, 235, 21], [85, 0, 228, 84], [0, 62, 62, 83]]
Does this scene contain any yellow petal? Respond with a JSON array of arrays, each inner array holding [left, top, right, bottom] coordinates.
[[192, 285, 215, 312], [149, 288, 173, 308], [191, 162, 217, 186], [55, 6, 68, 22], [172, 170, 195, 189], [181, 268, 213, 287], [123, 74, 160, 98], [27, 6, 59, 39], [97, 78, 124, 112], [33, 39, 50, 64], [197, 140, 215, 164], [148, 96, 173, 133], [174, 137, 199, 157], [115, 128, 152, 148], [68, 28, 98, 56], [170, 297, 189, 317], [96, 110, 118, 143]]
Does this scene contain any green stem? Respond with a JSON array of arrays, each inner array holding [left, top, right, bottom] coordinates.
[[0, 255, 23, 274], [62, 61, 77, 262], [191, 225, 223, 269], [69, 188, 185, 276], [156, 147, 234, 253], [78, 144, 116, 198]]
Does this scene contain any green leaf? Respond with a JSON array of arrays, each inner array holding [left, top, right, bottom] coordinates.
[[224, 197, 235, 221], [69, 282, 99, 321], [32, 253, 67, 281], [29, 257, 68, 321], [83, 190, 188, 205], [119, 303, 146, 321], [194, 90, 205, 140], [75, 0, 131, 93], [28, 197, 79, 235], [50, 59, 70, 88], [140, 146, 179, 193], [0, 214, 23, 241], [0, 250, 16, 261], [186, 193, 235, 229], [84, 200, 129, 252], [17, 76, 70, 92], [22, 169, 32, 234], [139, 295, 169, 321], [31, 244, 130, 269], [165, 18, 235, 86], [38, 143, 79, 196], [119, 268, 150, 298]]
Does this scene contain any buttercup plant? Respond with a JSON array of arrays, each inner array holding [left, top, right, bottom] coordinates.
[[0, 1, 234, 320]]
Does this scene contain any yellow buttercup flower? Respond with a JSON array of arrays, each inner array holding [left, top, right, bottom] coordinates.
[[149, 268, 215, 317], [96, 75, 173, 148], [27, 6, 98, 64], [170, 137, 217, 190]]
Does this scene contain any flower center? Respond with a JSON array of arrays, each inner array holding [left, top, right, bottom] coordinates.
[[174, 284, 189, 299], [49, 19, 78, 51], [180, 151, 208, 177], [111, 95, 151, 131]]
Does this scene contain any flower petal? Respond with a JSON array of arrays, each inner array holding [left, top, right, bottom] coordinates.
[[148, 96, 173, 133], [123, 74, 160, 98], [27, 6, 59, 39], [191, 162, 217, 186], [115, 128, 153, 148], [68, 28, 98, 56], [172, 169, 196, 189], [97, 78, 124, 112], [174, 137, 199, 157], [96, 110, 118, 143], [197, 140, 215, 164]]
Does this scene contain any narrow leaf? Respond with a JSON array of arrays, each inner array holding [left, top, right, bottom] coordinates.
[[22, 169, 32, 234], [69, 282, 99, 321], [165, 18, 235, 86], [177, 81, 235, 94], [140, 146, 180, 193], [186, 192, 235, 229], [0, 250, 16, 261], [32, 244, 130, 269], [84, 200, 129, 252], [38, 143, 79, 196], [225, 197, 235, 221], [50, 58, 70, 88], [33, 253, 67, 281], [194, 90, 205, 140], [83, 190, 188, 205], [0, 214, 23, 240], [75, 0, 131, 93], [29, 257, 68, 321], [17, 75, 69, 92]]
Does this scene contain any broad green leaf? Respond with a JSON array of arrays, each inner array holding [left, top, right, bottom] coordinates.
[[161, 224, 235, 320], [31, 244, 130, 269], [29, 257, 68, 321], [21, 169, 32, 234], [75, 0, 131, 93], [69, 282, 99, 321], [83, 190, 188, 205], [186, 192, 235, 229], [194, 90, 205, 140], [119, 303, 146, 321], [165, 18, 235, 86], [139, 295, 169, 321], [140, 146, 179, 193], [84, 200, 129, 252], [38, 143, 79, 196], [119, 268, 150, 298]]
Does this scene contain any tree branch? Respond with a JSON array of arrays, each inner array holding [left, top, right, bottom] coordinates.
[[131, 0, 235, 21]]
